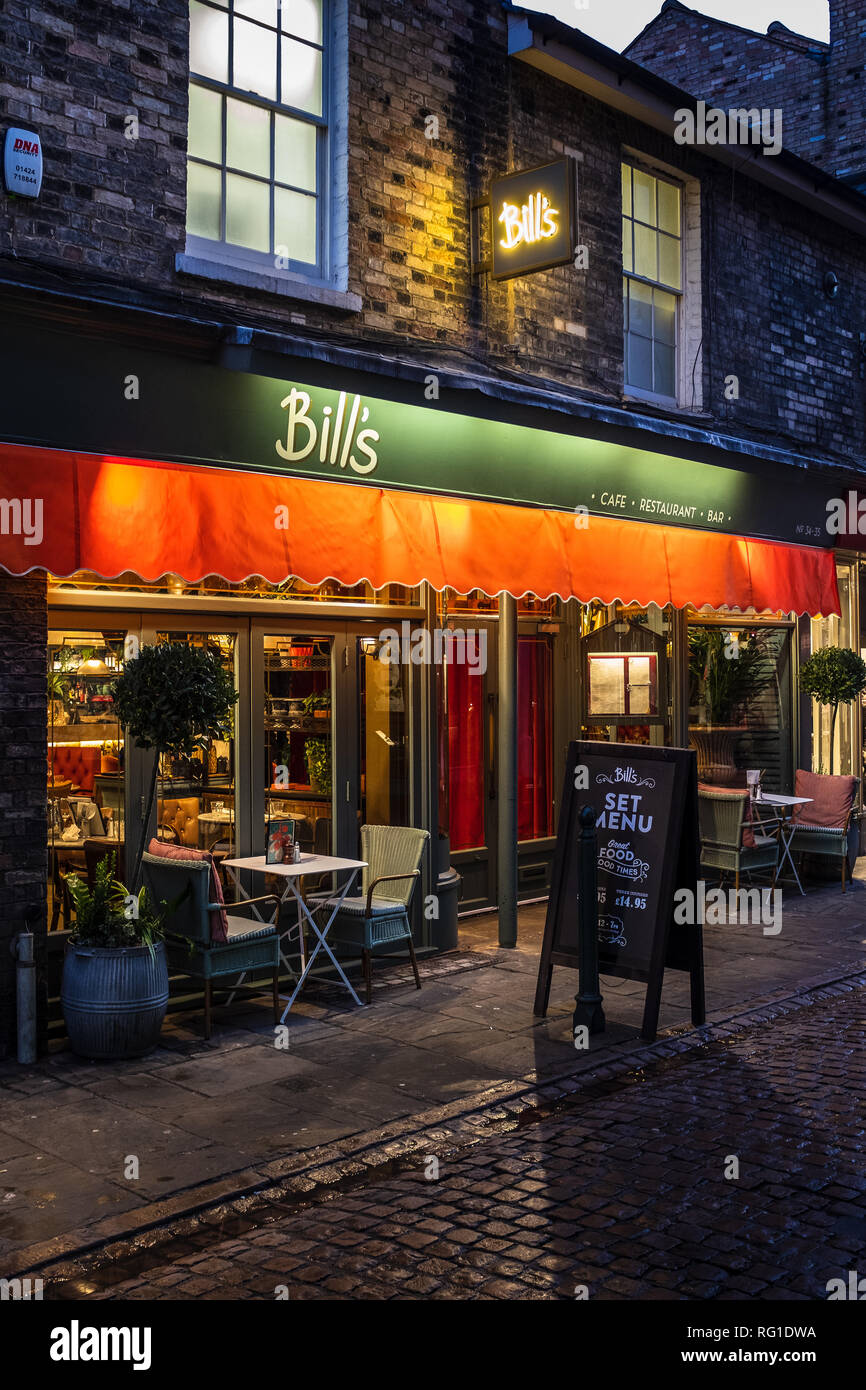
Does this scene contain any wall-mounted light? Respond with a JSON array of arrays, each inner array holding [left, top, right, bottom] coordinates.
[[824, 271, 840, 300]]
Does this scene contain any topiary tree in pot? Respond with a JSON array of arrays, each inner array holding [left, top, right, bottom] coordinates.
[[112, 641, 238, 888], [799, 645, 866, 775]]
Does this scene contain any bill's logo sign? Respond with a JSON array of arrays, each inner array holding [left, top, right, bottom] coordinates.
[[276, 387, 379, 475], [498, 191, 559, 250], [490, 158, 574, 280]]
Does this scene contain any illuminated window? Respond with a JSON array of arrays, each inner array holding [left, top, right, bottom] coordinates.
[[186, 0, 328, 276], [622, 161, 683, 405]]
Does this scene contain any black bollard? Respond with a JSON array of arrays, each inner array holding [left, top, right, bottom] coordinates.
[[573, 804, 605, 1037]]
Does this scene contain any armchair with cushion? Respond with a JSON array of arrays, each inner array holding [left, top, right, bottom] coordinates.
[[156, 796, 200, 848], [50, 744, 101, 793], [787, 769, 859, 893], [312, 824, 430, 1004], [141, 840, 281, 1038], [698, 785, 779, 891]]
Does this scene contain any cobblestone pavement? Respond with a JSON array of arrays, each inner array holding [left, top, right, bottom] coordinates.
[[47, 984, 866, 1300], [4, 875, 865, 1265]]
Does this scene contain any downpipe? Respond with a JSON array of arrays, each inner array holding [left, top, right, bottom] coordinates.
[[12, 931, 36, 1064]]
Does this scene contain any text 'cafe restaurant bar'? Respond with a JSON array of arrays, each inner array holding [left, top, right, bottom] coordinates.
[[0, 310, 851, 977]]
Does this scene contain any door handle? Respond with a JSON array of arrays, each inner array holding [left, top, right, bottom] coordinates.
[[488, 692, 497, 800]]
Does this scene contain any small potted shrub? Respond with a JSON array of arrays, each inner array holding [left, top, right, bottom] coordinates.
[[799, 645, 866, 775], [61, 856, 170, 1060], [112, 641, 238, 888]]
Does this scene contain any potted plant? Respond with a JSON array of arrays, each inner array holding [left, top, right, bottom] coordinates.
[[61, 855, 170, 1059], [302, 691, 331, 720], [305, 737, 332, 795], [47, 668, 70, 726], [688, 628, 772, 782], [799, 645, 866, 775], [112, 641, 238, 888]]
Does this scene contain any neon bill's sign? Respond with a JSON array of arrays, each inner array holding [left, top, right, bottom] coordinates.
[[490, 158, 574, 280]]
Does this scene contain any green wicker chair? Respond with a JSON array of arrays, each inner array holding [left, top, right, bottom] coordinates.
[[141, 851, 281, 1038], [314, 824, 430, 1004], [698, 788, 779, 890], [787, 772, 859, 894]]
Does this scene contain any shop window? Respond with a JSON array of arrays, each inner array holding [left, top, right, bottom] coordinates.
[[688, 618, 793, 791], [186, 0, 336, 282], [622, 160, 686, 407], [47, 630, 127, 930]]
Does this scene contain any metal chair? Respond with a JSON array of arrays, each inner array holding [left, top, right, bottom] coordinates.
[[141, 851, 281, 1038], [787, 772, 859, 893], [698, 788, 779, 890], [313, 824, 429, 1004]]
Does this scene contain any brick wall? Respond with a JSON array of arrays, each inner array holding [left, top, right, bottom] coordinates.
[[829, 0, 866, 179], [627, 0, 866, 185], [0, 572, 47, 1059]]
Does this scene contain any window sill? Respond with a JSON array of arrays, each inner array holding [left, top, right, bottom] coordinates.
[[621, 392, 707, 419], [175, 252, 362, 312]]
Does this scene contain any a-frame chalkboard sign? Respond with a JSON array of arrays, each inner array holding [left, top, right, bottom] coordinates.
[[534, 741, 704, 1041]]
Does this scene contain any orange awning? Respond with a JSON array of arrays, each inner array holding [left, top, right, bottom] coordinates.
[[0, 444, 840, 615]]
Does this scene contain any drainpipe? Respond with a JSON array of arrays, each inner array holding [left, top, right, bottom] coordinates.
[[498, 593, 518, 947], [14, 930, 36, 1064]]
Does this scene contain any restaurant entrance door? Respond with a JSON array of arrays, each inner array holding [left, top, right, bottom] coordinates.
[[250, 620, 421, 870]]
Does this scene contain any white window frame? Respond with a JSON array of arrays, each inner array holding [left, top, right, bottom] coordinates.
[[621, 153, 702, 412], [181, 0, 351, 299]]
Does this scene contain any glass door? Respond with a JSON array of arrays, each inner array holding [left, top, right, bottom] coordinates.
[[262, 633, 333, 856], [359, 636, 411, 828]]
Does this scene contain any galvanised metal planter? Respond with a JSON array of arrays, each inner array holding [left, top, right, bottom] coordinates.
[[61, 942, 169, 1060]]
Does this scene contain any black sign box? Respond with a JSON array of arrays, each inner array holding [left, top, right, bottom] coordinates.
[[534, 741, 704, 1040], [490, 158, 575, 281]]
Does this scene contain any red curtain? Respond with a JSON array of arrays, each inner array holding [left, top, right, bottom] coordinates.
[[518, 637, 553, 841], [447, 659, 485, 851]]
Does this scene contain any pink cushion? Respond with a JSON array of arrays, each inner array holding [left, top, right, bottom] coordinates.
[[792, 770, 856, 830], [699, 783, 756, 848], [147, 838, 228, 943]]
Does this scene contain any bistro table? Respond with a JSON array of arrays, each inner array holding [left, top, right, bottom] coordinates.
[[221, 853, 367, 1018], [753, 793, 814, 895]]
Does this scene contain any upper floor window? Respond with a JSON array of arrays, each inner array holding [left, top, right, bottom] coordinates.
[[622, 161, 683, 406], [186, 0, 328, 279]]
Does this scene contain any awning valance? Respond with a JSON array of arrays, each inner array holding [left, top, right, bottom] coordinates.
[[0, 445, 840, 615]]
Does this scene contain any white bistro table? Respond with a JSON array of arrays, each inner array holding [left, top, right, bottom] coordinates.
[[754, 793, 814, 895], [221, 853, 367, 1018]]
